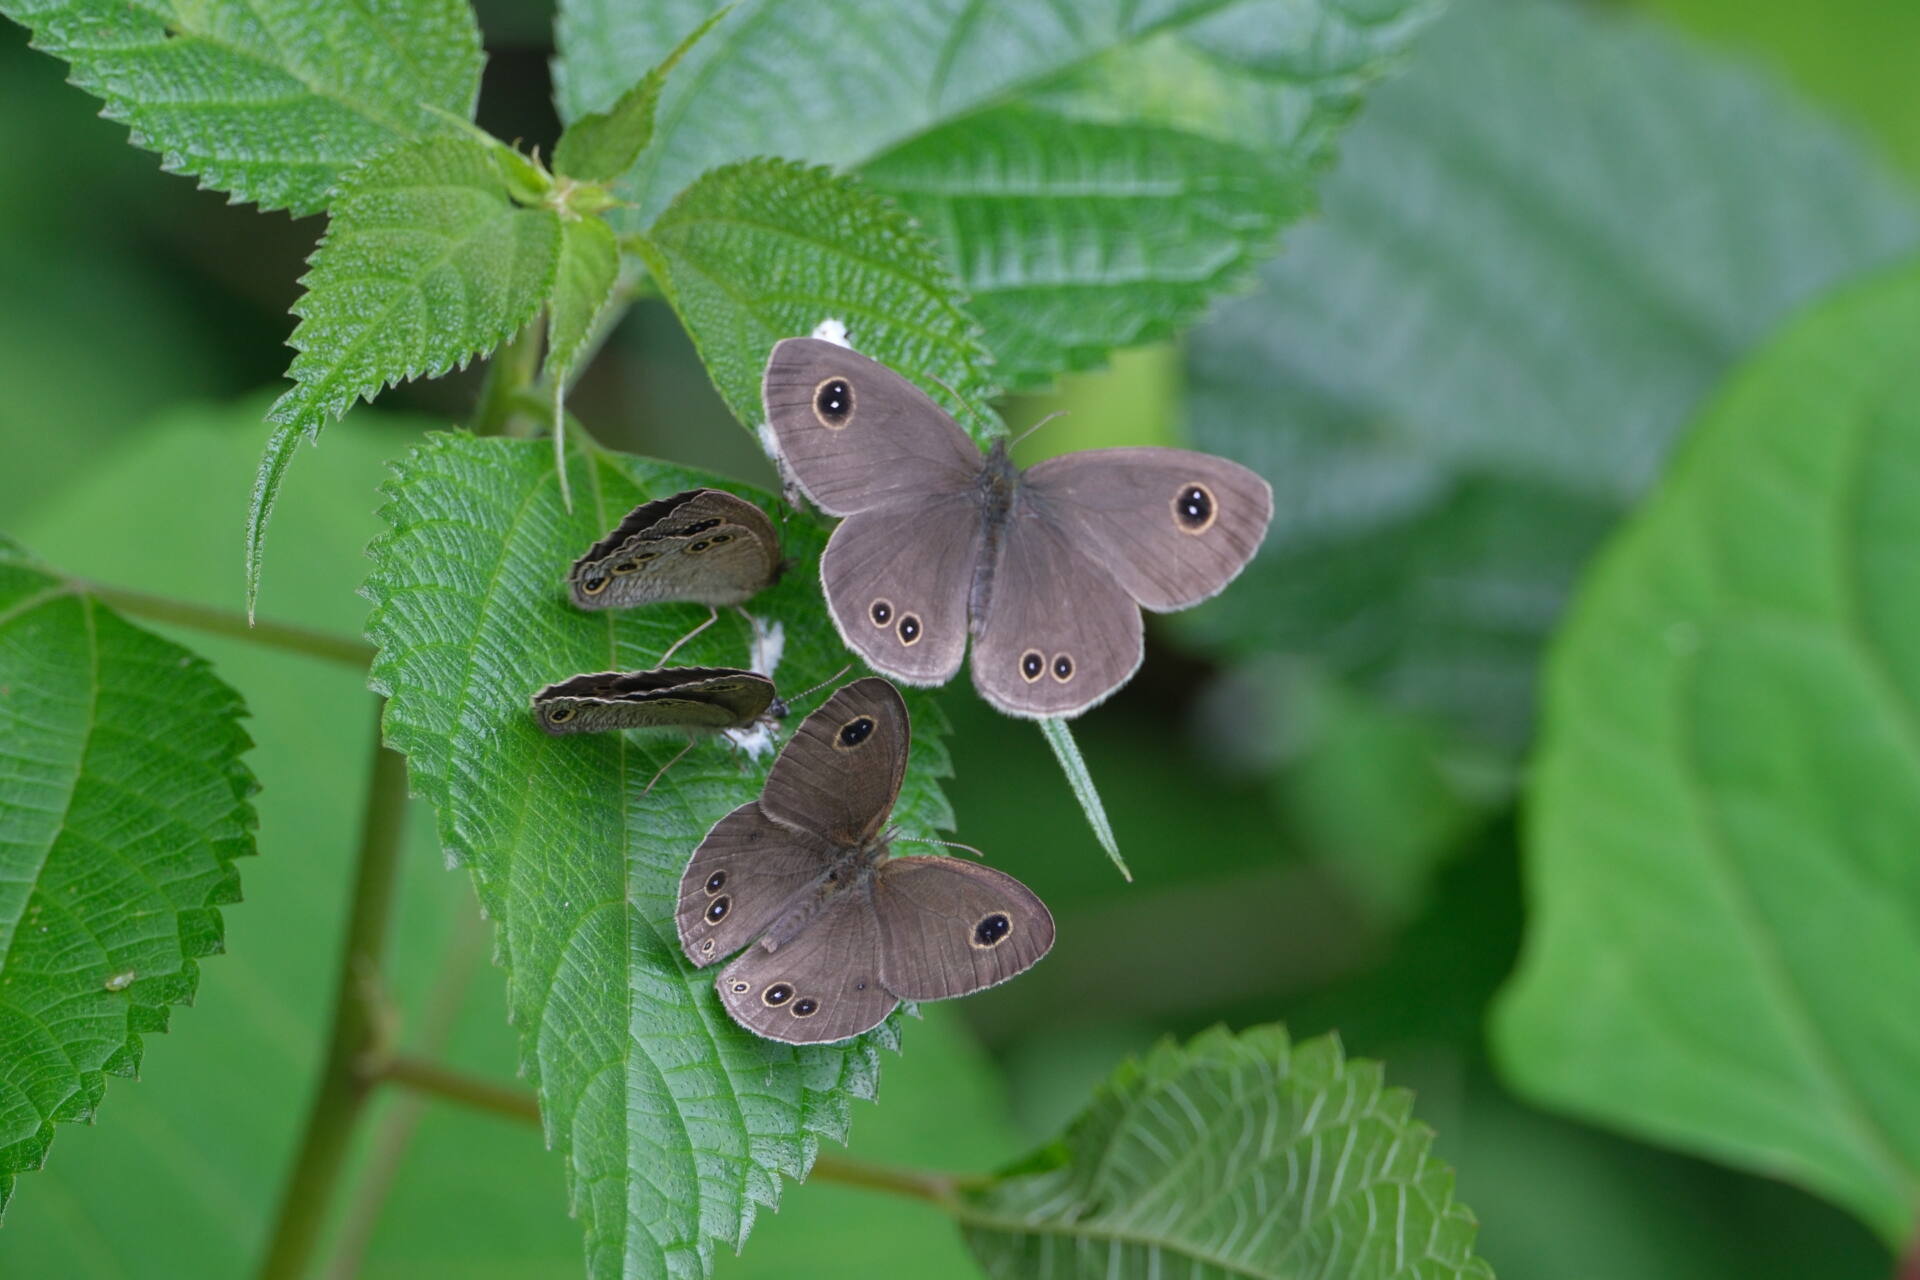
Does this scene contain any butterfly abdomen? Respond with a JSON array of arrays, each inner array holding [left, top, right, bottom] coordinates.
[[968, 438, 1020, 629]]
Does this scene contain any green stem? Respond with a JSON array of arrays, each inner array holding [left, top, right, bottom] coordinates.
[[376, 1055, 983, 1209], [376, 1054, 541, 1126], [256, 717, 411, 1280], [86, 583, 373, 668], [472, 320, 546, 438]]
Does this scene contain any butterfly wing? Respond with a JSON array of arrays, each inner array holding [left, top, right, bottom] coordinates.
[[569, 488, 781, 609], [761, 338, 983, 516], [677, 802, 837, 968], [756, 677, 908, 848], [872, 856, 1054, 1000], [715, 889, 897, 1044], [531, 669, 774, 734], [818, 492, 980, 686], [1021, 448, 1272, 610], [969, 508, 1144, 719]]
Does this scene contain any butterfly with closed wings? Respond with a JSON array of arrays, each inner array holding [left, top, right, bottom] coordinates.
[[567, 487, 784, 664], [761, 339, 1274, 718], [678, 677, 1054, 1044]]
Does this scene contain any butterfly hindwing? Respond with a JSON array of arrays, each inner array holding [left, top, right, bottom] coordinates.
[[872, 855, 1054, 1000]]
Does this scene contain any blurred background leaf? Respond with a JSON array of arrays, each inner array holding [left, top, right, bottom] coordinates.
[[0, 538, 255, 1212], [1496, 258, 1920, 1245]]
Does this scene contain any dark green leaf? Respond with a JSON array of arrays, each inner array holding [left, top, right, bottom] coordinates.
[[0, 0, 482, 215], [960, 1025, 1492, 1278], [1182, 0, 1920, 749], [1494, 259, 1920, 1244], [362, 434, 958, 1279], [553, 7, 728, 183], [634, 159, 996, 435], [247, 137, 563, 614], [0, 535, 256, 1212]]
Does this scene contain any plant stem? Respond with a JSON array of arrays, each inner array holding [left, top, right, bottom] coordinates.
[[375, 1055, 983, 1210], [472, 321, 546, 438], [377, 1054, 541, 1126], [256, 717, 411, 1280], [86, 583, 373, 668]]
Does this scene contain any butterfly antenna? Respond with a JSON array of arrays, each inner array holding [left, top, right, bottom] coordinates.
[[781, 663, 853, 715], [893, 834, 987, 860], [921, 371, 994, 438], [1009, 409, 1070, 452], [654, 605, 718, 668]]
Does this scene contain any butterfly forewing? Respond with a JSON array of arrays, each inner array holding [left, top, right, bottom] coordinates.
[[872, 856, 1054, 1000], [715, 890, 897, 1044], [568, 488, 781, 609], [762, 338, 981, 516], [818, 493, 979, 687], [1022, 447, 1273, 610], [677, 802, 838, 968], [757, 678, 909, 848]]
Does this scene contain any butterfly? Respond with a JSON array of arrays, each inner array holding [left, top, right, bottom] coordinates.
[[761, 339, 1273, 718], [678, 677, 1053, 1044]]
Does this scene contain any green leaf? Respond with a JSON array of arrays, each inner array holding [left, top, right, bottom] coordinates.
[[0, 0, 482, 216], [247, 137, 563, 615], [0, 535, 256, 1212], [556, 0, 1434, 390], [553, 7, 728, 183], [959, 1026, 1492, 1278], [362, 433, 959, 1279], [1493, 258, 1920, 1243], [634, 159, 997, 436], [1036, 719, 1128, 882], [547, 219, 621, 381], [0, 401, 526, 1274], [863, 109, 1300, 392], [1180, 0, 1920, 750]]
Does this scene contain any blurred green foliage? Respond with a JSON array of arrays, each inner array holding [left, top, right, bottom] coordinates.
[[1, 0, 1917, 1275]]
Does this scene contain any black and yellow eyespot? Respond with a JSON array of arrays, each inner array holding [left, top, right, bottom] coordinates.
[[705, 896, 730, 923], [792, 997, 820, 1017], [613, 559, 638, 574], [549, 705, 575, 723], [1019, 650, 1045, 683], [870, 598, 893, 627], [835, 716, 876, 750], [1051, 654, 1075, 683], [580, 571, 609, 595], [972, 912, 1012, 949], [1171, 481, 1218, 535], [897, 614, 922, 646], [729, 979, 749, 994], [762, 982, 795, 1007], [705, 870, 726, 895], [812, 377, 855, 429]]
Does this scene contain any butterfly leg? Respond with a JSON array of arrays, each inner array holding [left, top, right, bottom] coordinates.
[[654, 605, 718, 667], [643, 733, 701, 795]]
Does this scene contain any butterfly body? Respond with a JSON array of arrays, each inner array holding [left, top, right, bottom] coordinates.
[[763, 339, 1273, 718], [678, 678, 1053, 1043]]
